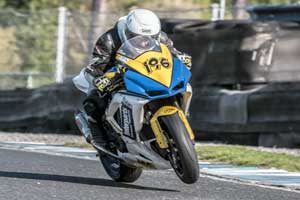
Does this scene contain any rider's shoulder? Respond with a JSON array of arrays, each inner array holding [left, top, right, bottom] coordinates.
[[95, 25, 121, 50], [160, 31, 168, 38], [159, 31, 173, 46], [97, 28, 117, 41]]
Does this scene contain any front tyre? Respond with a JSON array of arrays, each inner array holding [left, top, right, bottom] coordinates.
[[161, 113, 199, 184], [100, 152, 142, 183]]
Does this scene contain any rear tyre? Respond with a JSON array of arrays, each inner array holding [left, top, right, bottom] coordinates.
[[161, 113, 199, 184], [100, 152, 142, 183]]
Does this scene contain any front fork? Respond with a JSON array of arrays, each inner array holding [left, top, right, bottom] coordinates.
[[150, 106, 195, 149], [179, 83, 193, 116]]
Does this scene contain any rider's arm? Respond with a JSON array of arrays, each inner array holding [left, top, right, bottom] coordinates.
[[160, 31, 192, 69], [85, 30, 115, 77], [160, 31, 181, 55], [93, 67, 124, 94]]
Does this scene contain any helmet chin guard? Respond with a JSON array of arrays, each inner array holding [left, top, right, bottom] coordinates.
[[125, 9, 161, 39]]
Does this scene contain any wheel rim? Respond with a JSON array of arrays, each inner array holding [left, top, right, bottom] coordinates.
[[167, 137, 184, 177], [101, 154, 121, 179]]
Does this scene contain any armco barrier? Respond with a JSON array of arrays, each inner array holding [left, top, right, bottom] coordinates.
[[1, 81, 299, 147], [190, 83, 300, 147]]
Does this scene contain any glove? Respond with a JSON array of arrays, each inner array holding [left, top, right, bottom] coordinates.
[[86, 66, 104, 77], [177, 53, 192, 69], [86, 57, 106, 77]]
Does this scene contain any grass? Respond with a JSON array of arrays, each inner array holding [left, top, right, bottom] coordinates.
[[196, 144, 300, 172], [64, 141, 300, 172], [64, 142, 93, 149]]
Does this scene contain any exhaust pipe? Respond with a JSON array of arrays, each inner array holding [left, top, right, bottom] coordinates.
[[75, 111, 92, 143], [75, 111, 125, 162]]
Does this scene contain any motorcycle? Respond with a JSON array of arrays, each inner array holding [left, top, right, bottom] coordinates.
[[73, 35, 199, 184]]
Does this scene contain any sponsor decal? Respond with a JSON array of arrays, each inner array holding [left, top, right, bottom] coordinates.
[[143, 57, 170, 74], [121, 101, 136, 139], [141, 28, 151, 33]]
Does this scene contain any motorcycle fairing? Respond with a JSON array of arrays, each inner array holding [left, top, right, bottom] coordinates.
[[122, 57, 191, 100], [106, 92, 171, 169], [116, 43, 173, 87]]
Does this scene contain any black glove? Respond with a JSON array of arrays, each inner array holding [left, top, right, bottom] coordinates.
[[86, 66, 104, 77], [86, 57, 107, 77]]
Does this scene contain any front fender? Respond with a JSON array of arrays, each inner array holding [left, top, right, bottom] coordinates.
[[150, 106, 195, 149]]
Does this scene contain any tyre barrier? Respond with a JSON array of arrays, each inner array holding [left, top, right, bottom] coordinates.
[[0, 79, 84, 134]]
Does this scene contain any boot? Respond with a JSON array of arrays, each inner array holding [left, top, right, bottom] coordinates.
[[83, 89, 110, 148], [89, 119, 108, 147]]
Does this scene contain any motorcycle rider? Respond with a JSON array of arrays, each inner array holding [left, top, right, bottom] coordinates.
[[81, 9, 192, 147]]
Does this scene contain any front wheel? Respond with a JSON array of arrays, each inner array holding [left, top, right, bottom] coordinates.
[[161, 113, 199, 184]]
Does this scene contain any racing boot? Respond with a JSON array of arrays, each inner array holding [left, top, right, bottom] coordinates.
[[88, 118, 108, 147], [75, 110, 108, 145], [83, 99, 109, 146]]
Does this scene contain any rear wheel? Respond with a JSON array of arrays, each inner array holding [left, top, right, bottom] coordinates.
[[99, 151, 142, 183], [161, 112, 199, 184]]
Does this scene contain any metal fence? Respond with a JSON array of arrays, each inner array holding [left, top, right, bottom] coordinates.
[[0, 5, 248, 90]]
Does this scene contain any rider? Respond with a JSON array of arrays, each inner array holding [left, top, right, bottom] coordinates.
[[82, 9, 192, 146]]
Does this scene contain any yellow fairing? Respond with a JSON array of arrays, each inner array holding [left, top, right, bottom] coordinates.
[[150, 106, 195, 149], [116, 43, 173, 87], [103, 71, 117, 79]]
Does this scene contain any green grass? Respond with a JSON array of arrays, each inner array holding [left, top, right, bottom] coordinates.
[[196, 145, 300, 172], [64, 141, 300, 172], [64, 142, 93, 149]]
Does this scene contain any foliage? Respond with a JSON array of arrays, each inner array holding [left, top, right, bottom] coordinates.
[[0, 0, 300, 73], [13, 10, 57, 72], [182, 0, 300, 7], [0, 0, 90, 10], [64, 142, 93, 149], [250, 0, 300, 5], [0, 0, 90, 73]]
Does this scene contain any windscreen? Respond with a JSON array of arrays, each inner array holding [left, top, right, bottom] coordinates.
[[117, 35, 161, 59]]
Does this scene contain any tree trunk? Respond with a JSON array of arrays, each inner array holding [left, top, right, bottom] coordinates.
[[232, 0, 249, 19], [86, 0, 105, 64]]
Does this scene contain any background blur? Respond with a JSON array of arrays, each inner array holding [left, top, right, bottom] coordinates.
[[0, 0, 298, 89], [1, 0, 300, 148]]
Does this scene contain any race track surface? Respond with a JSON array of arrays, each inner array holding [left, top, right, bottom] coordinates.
[[0, 148, 299, 200]]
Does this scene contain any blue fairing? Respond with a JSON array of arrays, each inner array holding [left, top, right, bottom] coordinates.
[[123, 58, 191, 100]]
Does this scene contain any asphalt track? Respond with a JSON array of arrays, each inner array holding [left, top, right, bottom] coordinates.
[[0, 148, 299, 200]]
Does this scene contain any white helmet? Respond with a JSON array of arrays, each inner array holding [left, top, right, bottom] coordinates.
[[125, 9, 161, 40]]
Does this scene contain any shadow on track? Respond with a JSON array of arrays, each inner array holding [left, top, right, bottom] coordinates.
[[0, 171, 179, 192]]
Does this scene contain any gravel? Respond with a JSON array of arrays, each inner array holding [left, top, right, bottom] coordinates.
[[0, 132, 85, 145]]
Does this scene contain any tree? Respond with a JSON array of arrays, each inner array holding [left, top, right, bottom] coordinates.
[[232, 0, 249, 19], [0, 0, 90, 72]]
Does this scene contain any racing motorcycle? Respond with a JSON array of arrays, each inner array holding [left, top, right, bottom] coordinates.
[[73, 36, 199, 184]]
